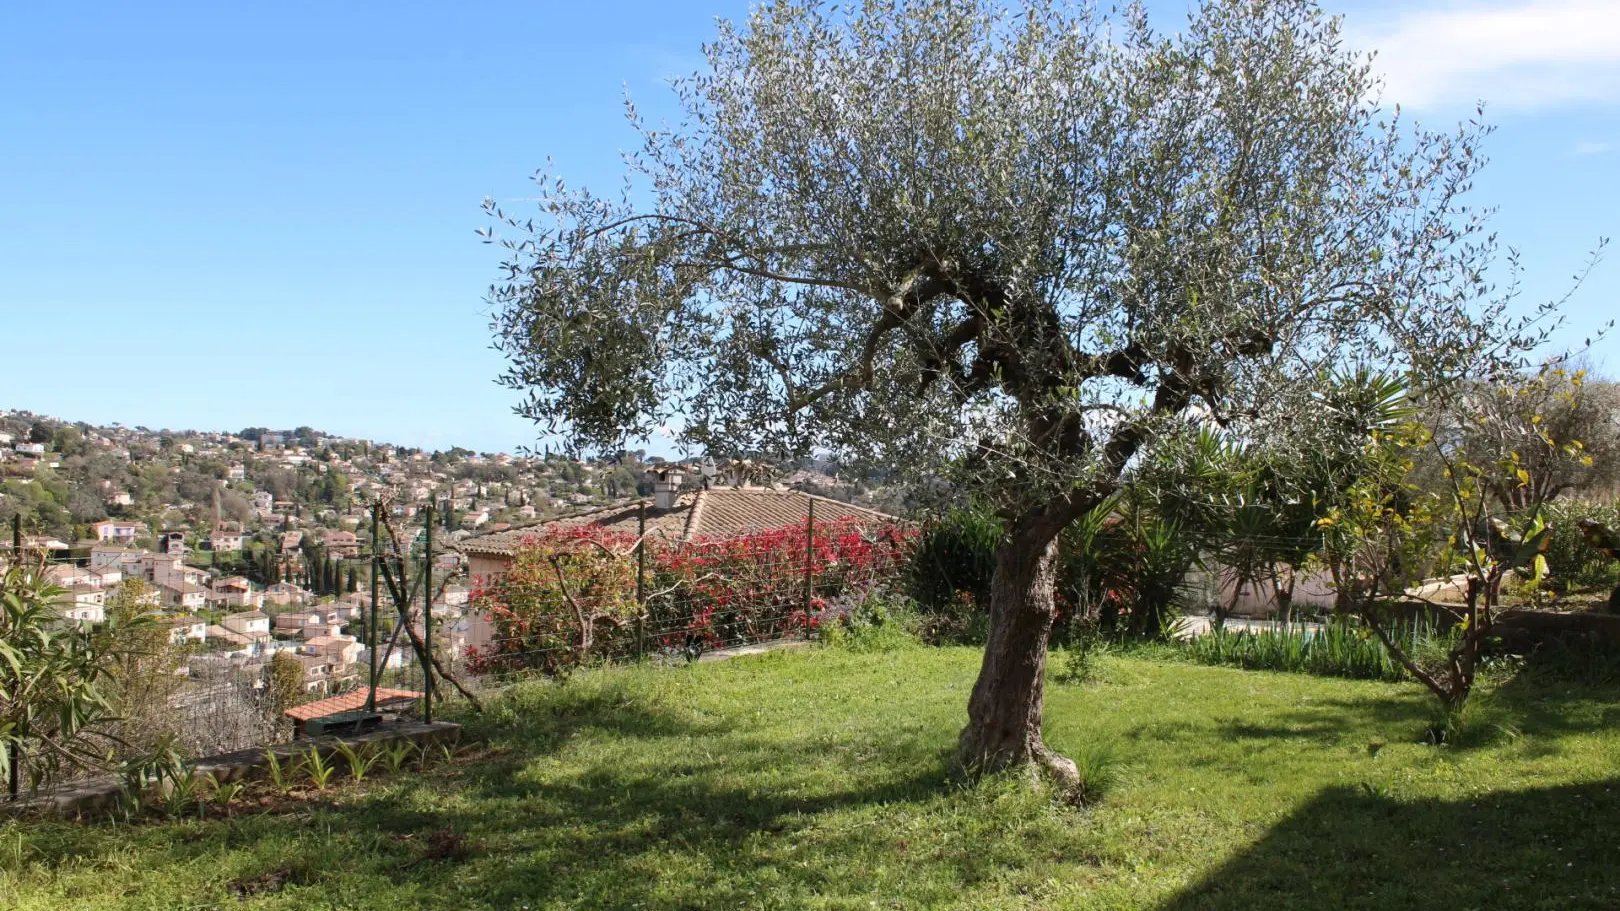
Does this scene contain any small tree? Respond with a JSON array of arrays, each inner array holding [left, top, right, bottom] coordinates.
[[267, 651, 305, 717], [1447, 365, 1619, 511], [102, 579, 186, 762], [487, 0, 1562, 784], [1322, 368, 1593, 713], [0, 562, 144, 792]]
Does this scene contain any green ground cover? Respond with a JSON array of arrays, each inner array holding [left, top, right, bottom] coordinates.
[[4, 645, 1618, 910]]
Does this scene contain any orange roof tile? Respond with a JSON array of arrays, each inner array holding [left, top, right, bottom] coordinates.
[[283, 687, 422, 721], [458, 487, 901, 556]]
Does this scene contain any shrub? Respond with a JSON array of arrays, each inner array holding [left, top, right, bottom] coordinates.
[[1540, 500, 1620, 594], [1053, 629, 1108, 685], [908, 501, 1198, 645], [0, 562, 150, 792], [821, 593, 919, 653], [1514, 632, 1620, 686], [1089, 514, 1198, 640], [469, 519, 914, 677], [467, 527, 641, 677], [907, 505, 1002, 641]]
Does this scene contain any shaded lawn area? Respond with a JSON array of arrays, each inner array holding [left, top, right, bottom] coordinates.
[[4, 647, 1619, 910]]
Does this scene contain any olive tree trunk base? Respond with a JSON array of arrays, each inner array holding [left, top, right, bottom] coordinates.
[[956, 530, 1078, 791]]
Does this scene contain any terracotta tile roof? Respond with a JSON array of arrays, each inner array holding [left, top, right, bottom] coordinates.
[[283, 687, 422, 721], [458, 488, 902, 557]]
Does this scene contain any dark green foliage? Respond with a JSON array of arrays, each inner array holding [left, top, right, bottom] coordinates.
[[908, 499, 1199, 644], [906, 505, 1002, 642], [1514, 633, 1620, 687], [1094, 512, 1199, 640], [1540, 500, 1620, 593]]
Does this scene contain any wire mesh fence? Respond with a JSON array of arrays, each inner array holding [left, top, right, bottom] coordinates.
[[1, 506, 914, 797], [445, 513, 916, 696]]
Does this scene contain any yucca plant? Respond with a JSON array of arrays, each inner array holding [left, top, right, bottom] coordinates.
[[205, 773, 245, 814], [334, 741, 380, 785], [304, 747, 336, 791], [161, 766, 202, 819], [381, 739, 419, 775], [263, 748, 301, 796]]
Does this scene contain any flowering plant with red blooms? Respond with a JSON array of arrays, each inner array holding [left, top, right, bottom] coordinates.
[[466, 527, 640, 676], [468, 518, 914, 676]]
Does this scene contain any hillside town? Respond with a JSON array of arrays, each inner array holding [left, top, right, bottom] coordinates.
[[0, 408, 895, 707]]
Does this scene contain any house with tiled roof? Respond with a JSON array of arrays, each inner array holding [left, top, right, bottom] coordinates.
[[458, 468, 902, 583]]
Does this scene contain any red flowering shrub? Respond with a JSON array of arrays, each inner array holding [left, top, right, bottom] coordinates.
[[466, 527, 639, 676], [468, 518, 914, 676]]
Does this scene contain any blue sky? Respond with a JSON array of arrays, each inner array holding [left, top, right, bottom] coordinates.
[[1, 1, 1615, 455]]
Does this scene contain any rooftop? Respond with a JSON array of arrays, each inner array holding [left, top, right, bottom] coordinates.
[[459, 487, 900, 558], [283, 687, 422, 721]]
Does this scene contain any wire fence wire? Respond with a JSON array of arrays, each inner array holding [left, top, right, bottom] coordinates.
[[8, 505, 1386, 797], [445, 516, 916, 695], [2, 511, 915, 794]]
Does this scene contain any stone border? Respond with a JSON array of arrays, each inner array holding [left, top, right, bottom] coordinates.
[[2, 720, 462, 820]]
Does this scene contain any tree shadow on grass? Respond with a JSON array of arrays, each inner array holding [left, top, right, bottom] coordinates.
[[347, 748, 956, 909], [1156, 779, 1620, 911], [331, 686, 964, 909], [1124, 690, 1435, 752]]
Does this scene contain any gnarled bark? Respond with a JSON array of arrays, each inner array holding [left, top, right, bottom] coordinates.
[[957, 527, 1077, 788]]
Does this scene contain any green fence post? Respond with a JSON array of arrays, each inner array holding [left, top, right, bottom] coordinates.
[[803, 501, 815, 638], [7, 514, 19, 799], [423, 503, 434, 725], [367, 502, 379, 713], [637, 502, 648, 659]]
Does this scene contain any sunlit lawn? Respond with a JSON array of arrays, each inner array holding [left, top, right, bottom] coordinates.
[[5, 645, 1619, 910]]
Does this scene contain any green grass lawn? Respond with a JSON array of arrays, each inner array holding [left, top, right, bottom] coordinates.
[[5, 645, 1619, 910]]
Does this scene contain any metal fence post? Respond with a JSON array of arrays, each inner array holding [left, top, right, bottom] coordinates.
[[803, 500, 815, 637], [423, 503, 434, 725], [7, 514, 19, 799], [367, 502, 379, 713], [636, 503, 647, 660]]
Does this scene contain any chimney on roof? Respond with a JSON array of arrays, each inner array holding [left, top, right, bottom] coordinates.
[[649, 468, 683, 510]]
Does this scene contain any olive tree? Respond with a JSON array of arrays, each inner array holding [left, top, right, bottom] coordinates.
[[486, 0, 1531, 785], [1446, 365, 1620, 511]]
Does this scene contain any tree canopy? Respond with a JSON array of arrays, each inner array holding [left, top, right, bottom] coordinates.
[[485, 0, 1576, 783]]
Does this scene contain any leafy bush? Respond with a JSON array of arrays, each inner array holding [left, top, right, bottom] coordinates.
[[906, 505, 1001, 643], [821, 593, 919, 653], [1053, 627, 1108, 685], [467, 527, 641, 677], [1540, 500, 1620, 593], [909, 501, 1198, 645], [469, 519, 913, 676], [1096, 516, 1198, 640], [1514, 632, 1620, 687], [908, 505, 1001, 608], [0, 561, 155, 792], [655, 519, 913, 650]]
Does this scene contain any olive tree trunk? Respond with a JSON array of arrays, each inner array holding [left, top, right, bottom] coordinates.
[[956, 527, 1078, 788]]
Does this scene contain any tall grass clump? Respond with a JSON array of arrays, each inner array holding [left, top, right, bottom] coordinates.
[[1180, 618, 1445, 682]]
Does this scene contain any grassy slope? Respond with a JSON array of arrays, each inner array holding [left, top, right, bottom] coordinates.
[[4, 647, 1619, 910]]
